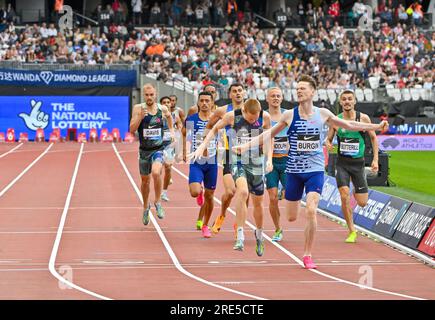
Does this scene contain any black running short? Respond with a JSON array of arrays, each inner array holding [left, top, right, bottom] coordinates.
[[335, 156, 368, 194]]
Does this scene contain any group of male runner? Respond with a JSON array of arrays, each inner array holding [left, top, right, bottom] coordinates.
[[131, 75, 388, 269]]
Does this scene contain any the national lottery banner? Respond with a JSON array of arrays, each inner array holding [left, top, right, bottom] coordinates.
[[0, 96, 129, 140]]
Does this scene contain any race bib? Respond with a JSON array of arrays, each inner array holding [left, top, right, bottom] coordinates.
[[143, 128, 161, 140], [340, 138, 359, 155], [194, 134, 216, 157], [274, 136, 289, 153], [163, 130, 171, 141], [236, 135, 251, 146], [296, 134, 320, 152]]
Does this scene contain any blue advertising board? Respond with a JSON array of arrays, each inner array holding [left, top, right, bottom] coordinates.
[[0, 69, 136, 87], [0, 96, 129, 140], [354, 190, 391, 231]]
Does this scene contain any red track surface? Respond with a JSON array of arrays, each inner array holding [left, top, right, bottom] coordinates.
[[0, 142, 433, 300]]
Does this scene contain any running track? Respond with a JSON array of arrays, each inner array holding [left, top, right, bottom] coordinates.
[[0, 142, 433, 300]]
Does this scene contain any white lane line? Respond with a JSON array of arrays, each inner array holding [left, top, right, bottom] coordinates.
[[112, 143, 266, 300], [0, 143, 54, 198], [0, 143, 23, 159], [48, 143, 112, 300], [172, 166, 426, 301], [0, 228, 349, 235]]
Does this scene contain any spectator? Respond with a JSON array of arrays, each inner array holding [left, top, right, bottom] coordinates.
[[213, 0, 225, 26], [195, 4, 205, 26], [171, 0, 182, 26], [408, 1, 424, 26], [132, 0, 142, 25], [328, 0, 340, 24], [397, 4, 408, 23], [185, 4, 195, 26], [149, 2, 161, 25], [227, 0, 238, 25], [297, 1, 305, 26]]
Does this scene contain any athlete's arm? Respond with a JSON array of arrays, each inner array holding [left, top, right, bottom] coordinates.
[[189, 112, 233, 161], [161, 105, 175, 141], [181, 123, 187, 162], [234, 109, 294, 153], [129, 104, 145, 134], [263, 112, 273, 172], [187, 105, 198, 117], [177, 107, 186, 125], [361, 113, 379, 172], [205, 106, 226, 130], [322, 109, 389, 132], [326, 125, 336, 151]]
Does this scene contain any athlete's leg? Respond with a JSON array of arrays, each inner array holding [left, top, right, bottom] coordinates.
[[151, 161, 163, 203], [234, 177, 249, 231], [189, 182, 202, 197], [338, 186, 356, 234], [267, 188, 281, 230], [301, 172, 324, 266], [163, 163, 172, 189], [251, 194, 264, 230], [221, 173, 236, 217], [203, 188, 215, 226], [189, 163, 205, 227], [202, 164, 218, 227], [354, 192, 368, 207], [266, 164, 281, 232], [190, 182, 206, 226], [303, 191, 320, 257], [140, 174, 151, 209], [139, 153, 153, 209]]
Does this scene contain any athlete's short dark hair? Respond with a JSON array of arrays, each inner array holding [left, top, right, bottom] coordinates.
[[297, 75, 317, 90], [198, 91, 213, 99], [228, 83, 244, 94], [160, 96, 171, 103]]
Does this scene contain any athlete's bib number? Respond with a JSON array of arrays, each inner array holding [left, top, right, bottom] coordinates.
[[195, 134, 216, 157], [143, 128, 161, 140], [340, 138, 359, 155], [274, 136, 289, 153], [296, 134, 320, 152], [236, 136, 251, 146], [163, 130, 171, 141]]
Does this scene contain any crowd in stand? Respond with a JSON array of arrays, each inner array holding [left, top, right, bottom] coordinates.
[[0, 0, 433, 92], [92, 0, 252, 27]]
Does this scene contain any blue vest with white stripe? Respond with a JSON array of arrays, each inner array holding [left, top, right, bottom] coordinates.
[[286, 106, 325, 173]]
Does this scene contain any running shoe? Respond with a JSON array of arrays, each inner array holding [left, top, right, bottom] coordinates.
[[196, 188, 204, 206], [345, 231, 358, 243], [211, 215, 225, 234], [196, 219, 203, 230], [201, 225, 212, 238], [255, 232, 264, 257], [302, 256, 317, 269], [233, 239, 244, 251], [142, 205, 151, 226], [272, 229, 283, 242], [161, 191, 170, 202], [155, 203, 165, 219]]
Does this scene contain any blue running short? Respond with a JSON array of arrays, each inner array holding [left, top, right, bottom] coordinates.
[[285, 171, 324, 201], [189, 162, 218, 190]]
